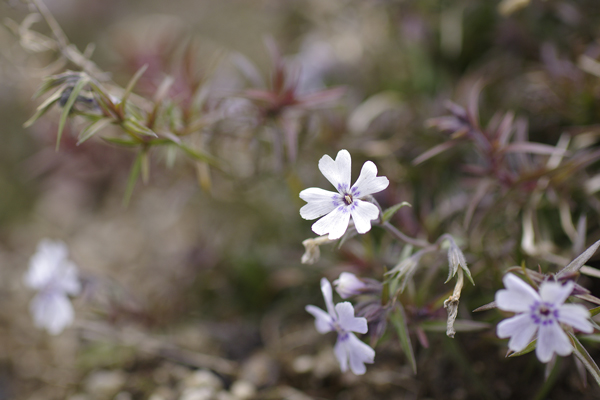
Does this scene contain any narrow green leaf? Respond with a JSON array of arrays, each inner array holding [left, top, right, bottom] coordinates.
[[382, 202, 412, 223], [178, 143, 218, 166], [473, 301, 497, 312], [391, 305, 417, 374], [123, 152, 143, 207], [461, 264, 475, 286], [590, 318, 600, 332], [89, 81, 117, 114], [122, 119, 158, 138], [77, 118, 112, 145], [575, 293, 600, 306], [24, 89, 64, 128], [56, 77, 89, 151], [119, 64, 148, 113], [165, 144, 178, 169], [32, 74, 71, 98], [147, 138, 174, 146], [579, 334, 600, 343], [567, 331, 600, 387], [102, 137, 140, 147], [590, 306, 600, 317], [534, 357, 561, 400], [381, 266, 389, 305], [141, 150, 150, 184], [508, 339, 537, 357], [557, 239, 600, 278]]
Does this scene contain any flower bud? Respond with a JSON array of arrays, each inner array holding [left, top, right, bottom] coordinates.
[[333, 272, 367, 299]]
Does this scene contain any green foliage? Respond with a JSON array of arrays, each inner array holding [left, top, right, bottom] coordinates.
[[391, 305, 417, 374]]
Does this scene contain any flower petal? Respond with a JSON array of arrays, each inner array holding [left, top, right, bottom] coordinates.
[[299, 188, 340, 220], [345, 333, 375, 375], [495, 274, 540, 313], [320, 278, 336, 319], [539, 280, 574, 305], [536, 320, 572, 363], [25, 240, 68, 289], [557, 304, 593, 333], [350, 200, 379, 234], [333, 336, 349, 373], [350, 161, 389, 198], [305, 305, 334, 334], [335, 302, 368, 334], [56, 261, 81, 296], [497, 313, 537, 352], [318, 150, 351, 193], [311, 206, 351, 240], [30, 291, 74, 335]]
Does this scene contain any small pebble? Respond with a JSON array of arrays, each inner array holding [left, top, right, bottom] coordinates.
[[179, 387, 215, 400], [114, 392, 132, 400], [149, 386, 176, 400], [182, 369, 223, 391], [215, 391, 235, 400], [230, 380, 256, 400], [67, 395, 91, 400], [292, 355, 314, 373], [240, 352, 278, 387], [83, 370, 127, 399]]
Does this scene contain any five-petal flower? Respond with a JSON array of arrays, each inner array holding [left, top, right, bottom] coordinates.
[[299, 149, 389, 240], [306, 277, 375, 374], [24, 239, 81, 335], [495, 273, 593, 363]]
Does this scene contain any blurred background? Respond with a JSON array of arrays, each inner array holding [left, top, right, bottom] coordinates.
[[2, 0, 600, 399]]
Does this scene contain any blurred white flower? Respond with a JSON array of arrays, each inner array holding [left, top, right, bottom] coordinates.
[[299, 149, 389, 240], [306, 278, 375, 375], [334, 272, 367, 299], [496, 273, 593, 363], [24, 239, 81, 335]]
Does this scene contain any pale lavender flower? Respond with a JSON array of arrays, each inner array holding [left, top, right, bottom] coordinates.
[[306, 278, 375, 375], [300, 149, 389, 240], [334, 272, 368, 299], [24, 239, 81, 335], [496, 273, 593, 363]]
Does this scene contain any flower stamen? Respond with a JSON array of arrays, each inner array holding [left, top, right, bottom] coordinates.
[[539, 306, 550, 316]]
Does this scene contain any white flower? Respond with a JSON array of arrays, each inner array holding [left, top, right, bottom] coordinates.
[[495, 273, 593, 363], [333, 272, 367, 299], [299, 149, 389, 240], [24, 239, 81, 335], [306, 278, 375, 375]]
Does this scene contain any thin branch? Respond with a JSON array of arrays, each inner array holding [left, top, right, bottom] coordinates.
[[381, 221, 431, 248]]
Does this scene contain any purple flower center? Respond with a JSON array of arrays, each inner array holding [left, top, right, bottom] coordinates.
[[335, 185, 361, 206], [530, 301, 559, 326], [331, 320, 348, 337]]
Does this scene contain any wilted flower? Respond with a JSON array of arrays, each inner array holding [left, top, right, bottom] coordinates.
[[24, 239, 81, 335], [496, 273, 593, 363], [301, 235, 335, 264], [299, 149, 389, 240], [306, 278, 375, 375]]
